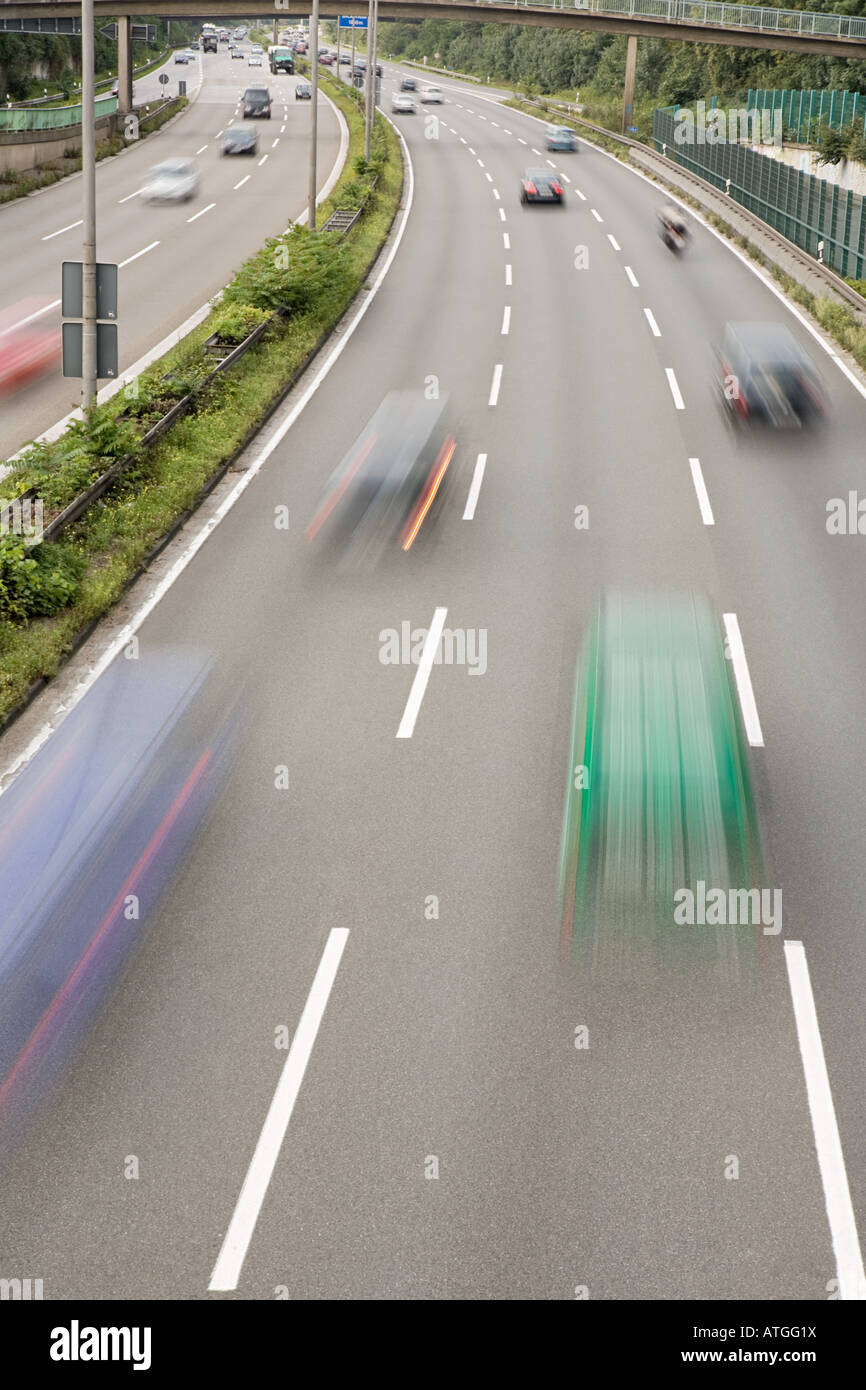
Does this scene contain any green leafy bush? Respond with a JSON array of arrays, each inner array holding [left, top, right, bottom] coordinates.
[[815, 123, 851, 166], [0, 536, 84, 622], [210, 302, 271, 344], [223, 224, 352, 314]]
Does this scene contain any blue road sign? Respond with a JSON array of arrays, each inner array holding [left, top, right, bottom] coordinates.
[[339, 16, 368, 27]]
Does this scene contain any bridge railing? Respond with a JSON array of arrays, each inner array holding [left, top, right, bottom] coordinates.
[[479, 0, 866, 40]]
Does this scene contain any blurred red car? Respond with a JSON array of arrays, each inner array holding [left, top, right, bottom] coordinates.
[[0, 297, 61, 395]]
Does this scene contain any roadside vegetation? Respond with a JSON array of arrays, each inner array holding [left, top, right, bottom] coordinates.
[[0, 20, 194, 102], [0, 74, 401, 726]]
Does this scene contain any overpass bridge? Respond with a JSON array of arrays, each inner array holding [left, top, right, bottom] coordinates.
[[2, 0, 866, 59]]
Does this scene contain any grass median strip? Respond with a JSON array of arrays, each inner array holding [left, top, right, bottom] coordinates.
[[0, 77, 401, 728]]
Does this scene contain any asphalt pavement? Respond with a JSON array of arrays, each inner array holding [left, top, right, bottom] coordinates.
[[0, 59, 864, 1301], [0, 41, 340, 461]]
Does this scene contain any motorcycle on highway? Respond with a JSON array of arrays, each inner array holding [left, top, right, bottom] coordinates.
[[658, 205, 690, 254]]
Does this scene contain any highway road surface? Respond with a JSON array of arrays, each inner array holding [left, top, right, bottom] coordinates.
[[0, 40, 341, 462], [0, 59, 864, 1302]]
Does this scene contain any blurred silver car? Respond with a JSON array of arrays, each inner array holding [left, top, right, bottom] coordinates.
[[173, 51, 189, 65], [391, 94, 416, 114], [143, 158, 199, 203], [248, 55, 263, 67], [420, 85, 443, 104]]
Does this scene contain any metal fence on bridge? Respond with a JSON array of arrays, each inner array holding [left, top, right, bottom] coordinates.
[[653, 104, 866, 280], [0, 97, 117, 131], [476, 0, 866, 40]]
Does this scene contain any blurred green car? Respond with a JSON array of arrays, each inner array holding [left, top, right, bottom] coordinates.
[[558, 592, 764, 979]]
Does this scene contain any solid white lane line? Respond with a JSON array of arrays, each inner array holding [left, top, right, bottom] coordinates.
[[607, 233, 621, 251], [118, 189, 143, 204], [187, 202, 216, 223], [42, 219, 83, 241], [722, 613, 764, 747], [501, 306, 511, 335], [688, 457, 714, 526], [396, 608, 448, 739], [463, 453, 488, 520], [665, 367, 685, 410], [208, 927, 350, 1291], [784, 940, 866, 1303], [499, 207, 506, 221], [196, 144, 208, 154], [0, 297, 60, 336], [625, 265, 639, 287], [488, 363, 503, 406], [590, 208, 603, 223], [505, 264, 512, 286], [233, 175, 251, 189], [503, 232, 510, 249], [575, 188, 587, 201], [643, 307, 661, 337], [118, 241, 159, 268]]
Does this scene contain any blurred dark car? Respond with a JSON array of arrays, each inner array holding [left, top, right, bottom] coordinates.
[[400, 76, 416, 91], [305, 390, 456, 564], [242, 86, 272, 118], [716, 321, 826, 428], [520, 168, 564, 204], [221, 124, 258, 155]]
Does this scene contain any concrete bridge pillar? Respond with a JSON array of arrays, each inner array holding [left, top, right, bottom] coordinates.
[[117, 16, 133, 114], [622, 33, 638, 135]]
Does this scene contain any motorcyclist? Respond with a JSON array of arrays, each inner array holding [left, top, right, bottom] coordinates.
[[658, 205, 689, 248]]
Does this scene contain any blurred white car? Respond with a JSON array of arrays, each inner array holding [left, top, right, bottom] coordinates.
[[420, 86, 443, 104], [248, 55, 262, 67], [143, 159, 199, 203], [391, 94, 416, 114]]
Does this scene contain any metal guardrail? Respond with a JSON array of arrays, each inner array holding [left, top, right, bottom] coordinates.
[[478, 0, 866, 40], [516, 92, 866, 316], [0, 96, 116, 131], [38, 315, 277, 543], [11, 49, 170, 109]]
